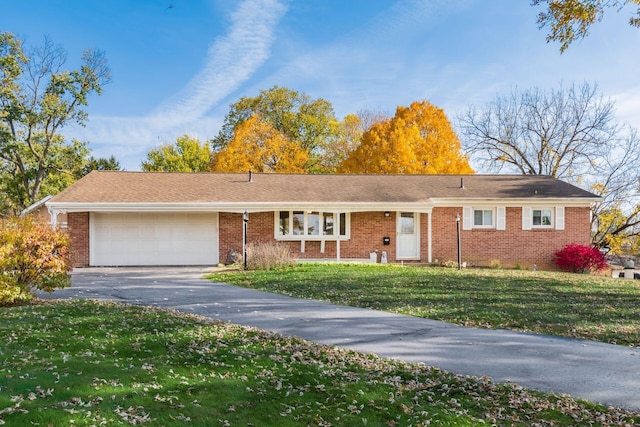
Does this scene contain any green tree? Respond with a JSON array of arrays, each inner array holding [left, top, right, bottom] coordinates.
[[78, 155, 123, 178], [212, 86, 339, 172], [532, 0, 640, 52], [459, 82, 640, 253], [141, 135, 211, 172], [338, 101, 474, 174], [0, 32, 110, 215]]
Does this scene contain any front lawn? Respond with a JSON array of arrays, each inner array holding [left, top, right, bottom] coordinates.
[[206, 263, 640, 347], [1, 299, 638, 426]]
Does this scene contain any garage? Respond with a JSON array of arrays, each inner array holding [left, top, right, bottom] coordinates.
[[90, 212, 219, 266]]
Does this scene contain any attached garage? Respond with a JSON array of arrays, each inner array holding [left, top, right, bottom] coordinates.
[[90, 212, 219, 266]]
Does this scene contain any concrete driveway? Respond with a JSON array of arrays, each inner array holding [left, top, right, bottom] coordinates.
[[38, 266, 640, 411]]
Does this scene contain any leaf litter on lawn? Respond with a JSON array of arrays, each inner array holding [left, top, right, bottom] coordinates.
[[0, 299, 638, 426]]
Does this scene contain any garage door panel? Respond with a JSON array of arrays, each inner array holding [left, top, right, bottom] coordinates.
[[91, 213, 219, 266]]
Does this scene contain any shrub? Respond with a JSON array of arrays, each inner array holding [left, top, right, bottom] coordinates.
[[440, 259, 458, 269], [0, 217, 71, 304], [245, 241, 295, 271], [554, 244, 607, 274], [489, 259, 502, 269]]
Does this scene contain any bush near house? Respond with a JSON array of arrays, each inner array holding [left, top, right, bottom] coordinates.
[[245, 241, 295, 270], [554, 244, 607, 273], [0, 217, 71, 305]]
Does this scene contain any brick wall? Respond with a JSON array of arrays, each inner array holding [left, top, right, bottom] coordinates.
[[219, 211, 397, 261], [66, 207, 593, 270], [432, 207, 592, 269], [68, 212, 90, 267]]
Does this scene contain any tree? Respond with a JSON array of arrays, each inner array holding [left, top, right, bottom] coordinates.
[[317, 114, 363, 172], [211, 86, 339, 171], [211, 114, 308, 173], [141, 135, 211, 172], [459, 82, 640, 252], [532, 0, 640, 52], [338, 101, 474, 174], [317, 109, 391, 172], [0, 32, 110, 215], [76, 155, 122, 178]]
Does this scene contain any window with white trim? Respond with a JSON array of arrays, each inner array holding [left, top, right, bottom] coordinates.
[[532, 209, 553, 227], [276, 211, 349, 239], [473, 209, 494, 227], [463, 206, 505, 230], [522, 207, 563, 230]]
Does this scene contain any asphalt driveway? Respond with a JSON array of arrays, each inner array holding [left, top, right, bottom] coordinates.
[[38, 266, 640, 411]]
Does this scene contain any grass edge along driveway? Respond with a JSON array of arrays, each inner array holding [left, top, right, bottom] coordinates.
[[1, 299, 639, 426], [206, 263, 640, 347]]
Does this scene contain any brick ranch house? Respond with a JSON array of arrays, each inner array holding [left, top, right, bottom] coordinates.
[[46, 171, 600, 270]]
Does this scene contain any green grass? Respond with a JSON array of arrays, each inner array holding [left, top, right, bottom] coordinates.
[[1, 300, 639, 426], [206, 263, 640, 347]]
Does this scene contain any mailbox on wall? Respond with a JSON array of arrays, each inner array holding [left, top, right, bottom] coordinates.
[[383, 236, 391, 245]]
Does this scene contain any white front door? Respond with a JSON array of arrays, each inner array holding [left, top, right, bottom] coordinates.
[[397, 212, 420, 260]]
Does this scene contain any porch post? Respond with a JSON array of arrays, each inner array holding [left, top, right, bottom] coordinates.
[[48, 208, 58, 229], [427, 208, 432, 263], [336, 212, 341, 262]]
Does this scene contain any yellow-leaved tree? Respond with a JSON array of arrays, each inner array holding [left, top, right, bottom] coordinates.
[[211, 114, 309, 173], [338, 101, 473, 174]]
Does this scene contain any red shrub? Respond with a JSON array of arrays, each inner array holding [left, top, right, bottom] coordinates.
[[554, 244, 607, 273]]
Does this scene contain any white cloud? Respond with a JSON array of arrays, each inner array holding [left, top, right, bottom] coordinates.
[[612, 87, 640, 131], [150, 0, 287, 127], [66, 0, 288, 170]]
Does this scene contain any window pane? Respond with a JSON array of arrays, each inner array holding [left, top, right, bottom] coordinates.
[[323, 213, 334, 235], [279, 211, 289, 235], [483, 210, 493, 226], [339, 213, 346, 236], [474, 210, 483, 226], [292, 211, 304, 235], [400, 212, 414, 234], [533, 209, 552, 226], [532, 210, 542, 226], [307, 212, 320, 235]]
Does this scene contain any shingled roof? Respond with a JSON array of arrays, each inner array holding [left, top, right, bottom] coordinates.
[[48, 171, 599, 209]]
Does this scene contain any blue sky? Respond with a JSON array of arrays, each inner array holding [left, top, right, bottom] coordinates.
[[4, 0, 640, 170]]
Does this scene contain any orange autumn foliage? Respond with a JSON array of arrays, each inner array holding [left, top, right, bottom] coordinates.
[[211, 114, 309, 173], [338, 101, 474, 174]]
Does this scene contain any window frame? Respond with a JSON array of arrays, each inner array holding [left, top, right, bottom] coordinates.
[[472, 208, 495, 228], [532, 208, 553, 228], [464, 206, 504, 230], [275, 211, 350, 241]]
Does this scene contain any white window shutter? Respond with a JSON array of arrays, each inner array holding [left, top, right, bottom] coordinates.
[[522, 207, 532, 230], [496, 207, 506, 230], [462, 207, 472, 230], [555, 206, 565, 230]]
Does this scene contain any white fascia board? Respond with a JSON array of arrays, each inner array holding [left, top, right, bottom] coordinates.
[[45, 201, 435, 214], [430, 197, 601, 207]]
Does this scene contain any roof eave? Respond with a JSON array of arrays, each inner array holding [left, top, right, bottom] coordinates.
[[46, 201, 436, 213]]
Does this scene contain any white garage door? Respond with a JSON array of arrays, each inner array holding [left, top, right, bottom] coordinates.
[[91, 213, 219, 266]]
